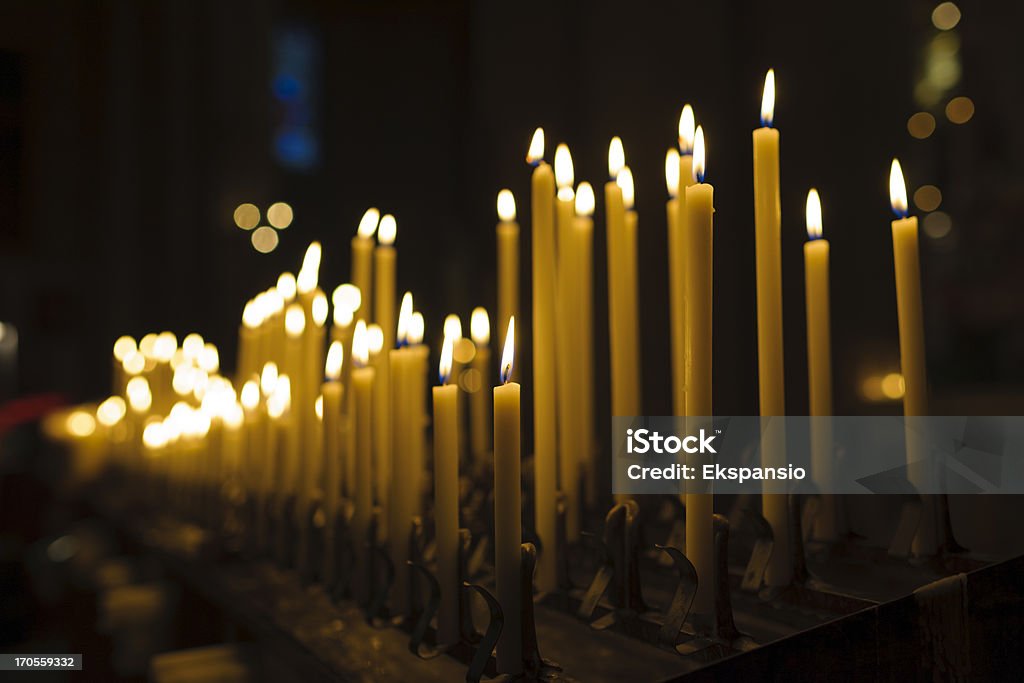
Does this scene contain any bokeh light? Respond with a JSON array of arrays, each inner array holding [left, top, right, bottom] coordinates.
[[913, 185, 942, 212], [251, 226, 279, 253], [932, 2, 961, 31], [923, 211, 953, 239], [907, 112, 936, 139], [267, 202, 294, 229], [233, 203, 260, 230], [945, 96, 975, 124]]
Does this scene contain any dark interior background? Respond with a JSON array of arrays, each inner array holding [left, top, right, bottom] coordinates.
[[1, 0, 1022, 434]]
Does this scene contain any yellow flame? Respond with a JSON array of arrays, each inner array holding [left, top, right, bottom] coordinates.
[[265, 288, 285, 315], [96, 396, 127, 427], [500, 316, 515, 384], [332, 283, 362, 313], [139, 333, 158, 358], [261, 362, 279, 397], [378, 214, 396, 245], [470, 307, 490, 345], [223, 402, 244, 429], [358, 208, 380, 238], [66, 410, 96, 438], [889, 158, 908, 215], [326, 341, 344, 380], [297, 242, 321, 293], [182, 333, 204, 360], [526, 127, 544, 164], [142, 421, 167, 449], [122, 350, 145, 376], [173, 366, 196, 396], [806, 189, 823, 239], [312, 292, 329, 327], [153, 332, 177, 362], [608, 137, 625, 179], [554, 143, 574, 190], [444, 314, 463, 340], [692, 126, 706, 183], [761, 69, 775, 126], [439, 334, 454, 385], [367, 325, 384, 354], [315, 394, 323, 420], [241, 380, 260, 410], [334, 304, 354, 328], [352, 321, 369, 367], [409, 312, 424, 345], [198, 344, 219, 373], [113, 336, 136, 362], [397, 292, 414, 344], [277, 272, 297, 301], [575, 182, 596, 217], [881, 372, 905, 400], [616, 168, 635, 210], [267, 375, 291, 418], [497, 189, 516, 222], [665, 148, 680, 198], [285, 304, 306, 337], [242, 300, 262, 329], [126, 376, 152, 413], [678, 104, 696, 153]]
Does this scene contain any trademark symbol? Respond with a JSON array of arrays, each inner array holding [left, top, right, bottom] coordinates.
[[715, 429, 722, 434]]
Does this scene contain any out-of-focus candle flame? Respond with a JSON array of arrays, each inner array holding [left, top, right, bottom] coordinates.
[[575, 182, 596, 217], [153, 332, 177, 362], [497, 189, 516, 222], [122, 350, 145, 376], [285, 304, 306, 337], [198, 344, 219, 373], [142, 422, 167, 450], [761, 69, 775, 127], [378, 215, 396, 246], [397, 292, 414, 345], [617, 168, 635, 210], [444, 314, 463, 341], [608, 137, 625, 180], [277, 272, 297, 301], [113, 336, 136, 362], [314, 394, 323, 420], [139, 333, 158, 358], [806, 188, 823, 240], [439, 334, 454, 385], [332, 284, 362, 314], [500, 316, 515, 384], [352, 321, 369, 367], [470, 307, 490, 345], [182, 333, 203, 360], [367, 324, 384, 355], [127, 377, 152, 413], [312, 292, 328, 327], [224, 402, 244, 429], [409, 312, 424, 345], [692, 126, 706, 183], [665, 148, 680, 198], [526, 128, 544, 165], [358, 208, 380, 238], [554, 144, 574, 191], [679, 105, 696, 153], [297, 242, 321, 294], [261, 362, 279, 397], [889, 158, 908, 217], [267, 375, 291, 418], [66, 410, 96, 438], [265, 288, 285, 316], [326, 340, 344, 381], [97, 396, 126, 427], [242, 300, 261, 329], [241, 380, 260, 410]]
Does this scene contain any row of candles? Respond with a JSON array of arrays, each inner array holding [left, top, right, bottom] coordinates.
[[54, 69, 931, 675]]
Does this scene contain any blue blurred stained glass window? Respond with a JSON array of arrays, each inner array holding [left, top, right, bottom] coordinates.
[[271, 26, 319, 171]]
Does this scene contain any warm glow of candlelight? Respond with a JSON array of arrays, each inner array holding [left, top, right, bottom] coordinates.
[[409, 312, 424, 345], [312, 292, 328, 327], [127, 376, 152, 413], [261, 362, 279, 397], [142, 422, 167, 450], [471, 307, 490, 345], [608, 137, 625, 179], [358, 208, 380, 238], [332, 283, 361, 313], [554, 144, 574, 191], [315, 394, 324, 420], [352, 321, 369, 367], [439, 334, 454, 385], [890, 158, 909, 217], [241, 380, 260, 410], [692, 126, 706, 183], [242, 300, 260, 329], [113, 336, 136, 361], [378, 215, 396, 245], [500, 316, 515, 384], [678, 104, 696, 153], [198, 344, 219, 373], [326, 340, 344, 380], [397, 292, 414, 344], [182, 333, 203, 360], [267, 375, 291, 418], [97, 396, 126, 427], [224, 402, 244, 429], [806, 188, 823, 240], [617, 168, 635, 210], [277, 272, 297, 301], [297, 242, 321, 293], [265, 288, 285, 316], [66, 410, 96, 438], [497, 189, 516, 222], [444, 314, 463, 341], [527, 127, 544, 165], [285, 304, 305, 337], [761, 69, 776, 127], [122, 350, 145, 376], [153, 332, 177, 362], [367, 324, 384, 354], [139, 333, 157, 358], [665, 148, 680, 198], [575, 182, 596, 217]]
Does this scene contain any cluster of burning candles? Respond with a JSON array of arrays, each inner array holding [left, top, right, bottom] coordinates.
[[54, 70, 931, 675]]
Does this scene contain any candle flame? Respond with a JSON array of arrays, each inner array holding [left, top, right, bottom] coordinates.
[[439, 333, 454, 385], [692, 126, 706, 183], [397, 292, 414, 345], [285, 303, 306, 337], [889, 158, 909, 217], [267, 375, 291, 418], [806, 188, 823, 240], [224, 402, 244, 429], [497, 189, 516, 222], [153, 332, 177, 362], [761, 69, 775, 127], [312, 292, 328, 327], [142, 422, 167, 450], [608, 137, 625, 179], [113, 335, 137, 362], [332, 283, 362, 314], [378, 214, 396, 245], [122, 350, 145, 376], [526, 128, 544, 165], [444, 314, 463, 341], [66, 410, 96, 438], [352, 321, 369, 367], [367, 324, 384, 355], [127, 377, 152, 413], [277, 272, 297, 301], [357, 208, 380, 238], [241, 380, 260, 410], [554, 143, 574, 190], [297, 242, 321, 293], [326, 340, 344, 380], [261, 362, 279, 397], [575, 182, 596, 217], [242, 300, 262, 329], [470, 307, 490, 345], [678, 105, 696, 153], [182, 333, 204, 361], [617, 167, 635, 210], [500, 316, 515, 384], [265, 288, 284, 315], [665, 148, 680, 198], [409, 312, 425, 345], [96, 396, 127, 427], [315, 394, 323, 420]]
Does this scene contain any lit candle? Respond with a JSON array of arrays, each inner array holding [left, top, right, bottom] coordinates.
[[469, 307, 492, 461], [331, 283, 361, 408], [374, 215, 397, 544], [753, 69, 792, 587], [497, 189, 519, 380], [684, 126, 715, 623], [367, 323, 389, 525], [575, 180, 597, 507], [238, 303, 260, 385], [553, 143, 581, 542], [112, 336, 136, 397], [803, 190, 839, 540], [240, 379, 263, 504], [322, 341, 345, 531], [351, 208, 379, 323], [527, 129, 558, 593], [432, 333, 460, 644], [605, 140, 639, 419], [283, 305, 305, 499], [350, 321, 375, 602], [671, 105, 696, 415], [493, 317, 522, 674]]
